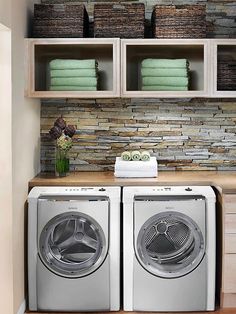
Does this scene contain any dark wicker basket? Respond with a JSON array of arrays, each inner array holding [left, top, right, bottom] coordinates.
[[217, 54, 236, 91], [33, 4, 89, 38], [152, 5, 206, 39], [94, 3, 145, 38]]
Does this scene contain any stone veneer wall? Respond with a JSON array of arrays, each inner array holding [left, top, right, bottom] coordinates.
[[41, 99, 236, 172], [40, 0, 236, 172]]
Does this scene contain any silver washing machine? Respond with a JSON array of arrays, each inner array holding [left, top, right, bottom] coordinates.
[[123, 186, 216, 312], [28, 186, 120, 312]]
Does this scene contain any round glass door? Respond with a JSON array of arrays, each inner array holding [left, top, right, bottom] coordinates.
[[136, 211, 205, 278], [39, 211, 107, 278]]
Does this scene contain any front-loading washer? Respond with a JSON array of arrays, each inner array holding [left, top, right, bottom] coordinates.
[[123, 186, 216, 312], [28, 186, 120, 312]]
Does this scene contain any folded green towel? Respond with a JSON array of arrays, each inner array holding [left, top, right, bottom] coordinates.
[[51, 77, 97, 87], [131, 150, 141, 161], [141, 151, 151, 161], [141, 67, 188, 77], [141, 59, 189, 69], [50, 86, 97, 91], [50, 69, 97, 78], [142, 85, 188, 91], [142, 76, 188, 87], [121, 151, 131, 161], [50, 59, 98, 70]]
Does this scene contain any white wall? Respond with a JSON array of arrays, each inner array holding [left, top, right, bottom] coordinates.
[[0, 1, 11, 28], [1, 0, 40, 313], [0, 24, 13, 314], [11, 0, 41, 312]]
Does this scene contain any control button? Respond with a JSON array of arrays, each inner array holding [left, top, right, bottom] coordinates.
[[99, 188, 106, 192], [185, 187, 192, 191]]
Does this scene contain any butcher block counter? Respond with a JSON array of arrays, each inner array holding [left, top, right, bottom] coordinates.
[[29, 171, 236, 308], [29, 171, 236, 193]]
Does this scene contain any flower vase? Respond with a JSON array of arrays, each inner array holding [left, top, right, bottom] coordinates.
[[55, 148, 70, 177]]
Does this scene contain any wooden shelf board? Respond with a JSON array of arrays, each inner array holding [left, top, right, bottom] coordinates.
[[27, 91, 119, 98], [25, 308, 236, 314]]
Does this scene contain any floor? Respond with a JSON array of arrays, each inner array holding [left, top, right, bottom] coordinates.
[[26, 309, 236, 314]]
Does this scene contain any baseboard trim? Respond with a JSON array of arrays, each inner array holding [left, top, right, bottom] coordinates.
[[16, 299, 26, 314]]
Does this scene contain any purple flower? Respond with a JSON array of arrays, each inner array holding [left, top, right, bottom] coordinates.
[[54, 117, 66, 130], [64, 125, 76, 138], [49, 126, 62, 140]]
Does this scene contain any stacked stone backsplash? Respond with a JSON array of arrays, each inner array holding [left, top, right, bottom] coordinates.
[[40, 0, 236, 172], [41, 99, 236, 172]]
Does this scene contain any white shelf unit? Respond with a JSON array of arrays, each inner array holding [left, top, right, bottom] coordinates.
[[25, 38, 120, 98], [121, 39, 211, 98], [212, 39, 236, 98]]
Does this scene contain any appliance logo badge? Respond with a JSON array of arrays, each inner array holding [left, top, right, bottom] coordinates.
[[166, 207, 174, 210], [69, 207, 78, 210]]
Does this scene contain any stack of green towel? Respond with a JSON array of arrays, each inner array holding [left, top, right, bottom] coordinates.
[[49, 59, 98, 91], [141, 58, 189, 91]]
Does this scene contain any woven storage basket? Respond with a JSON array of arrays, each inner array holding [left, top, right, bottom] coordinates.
[[152, 5, 206, 39], [217, 55, 236, 90], [33, 4, 89, 38], [94, 3, 145, 38]]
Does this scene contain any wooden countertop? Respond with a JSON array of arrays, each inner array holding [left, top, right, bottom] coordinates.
[[29, 171, 236, 193]]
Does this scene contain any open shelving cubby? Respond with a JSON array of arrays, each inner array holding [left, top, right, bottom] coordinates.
[[121, 39, 211, 98], [25, 38, 120, 98], [212, 39, 236, 98], [25, 38, 236, 99]]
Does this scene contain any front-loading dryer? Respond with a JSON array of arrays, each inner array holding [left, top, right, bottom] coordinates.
[[28, 186, 120, 312], [123, 186, 216, 312]]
